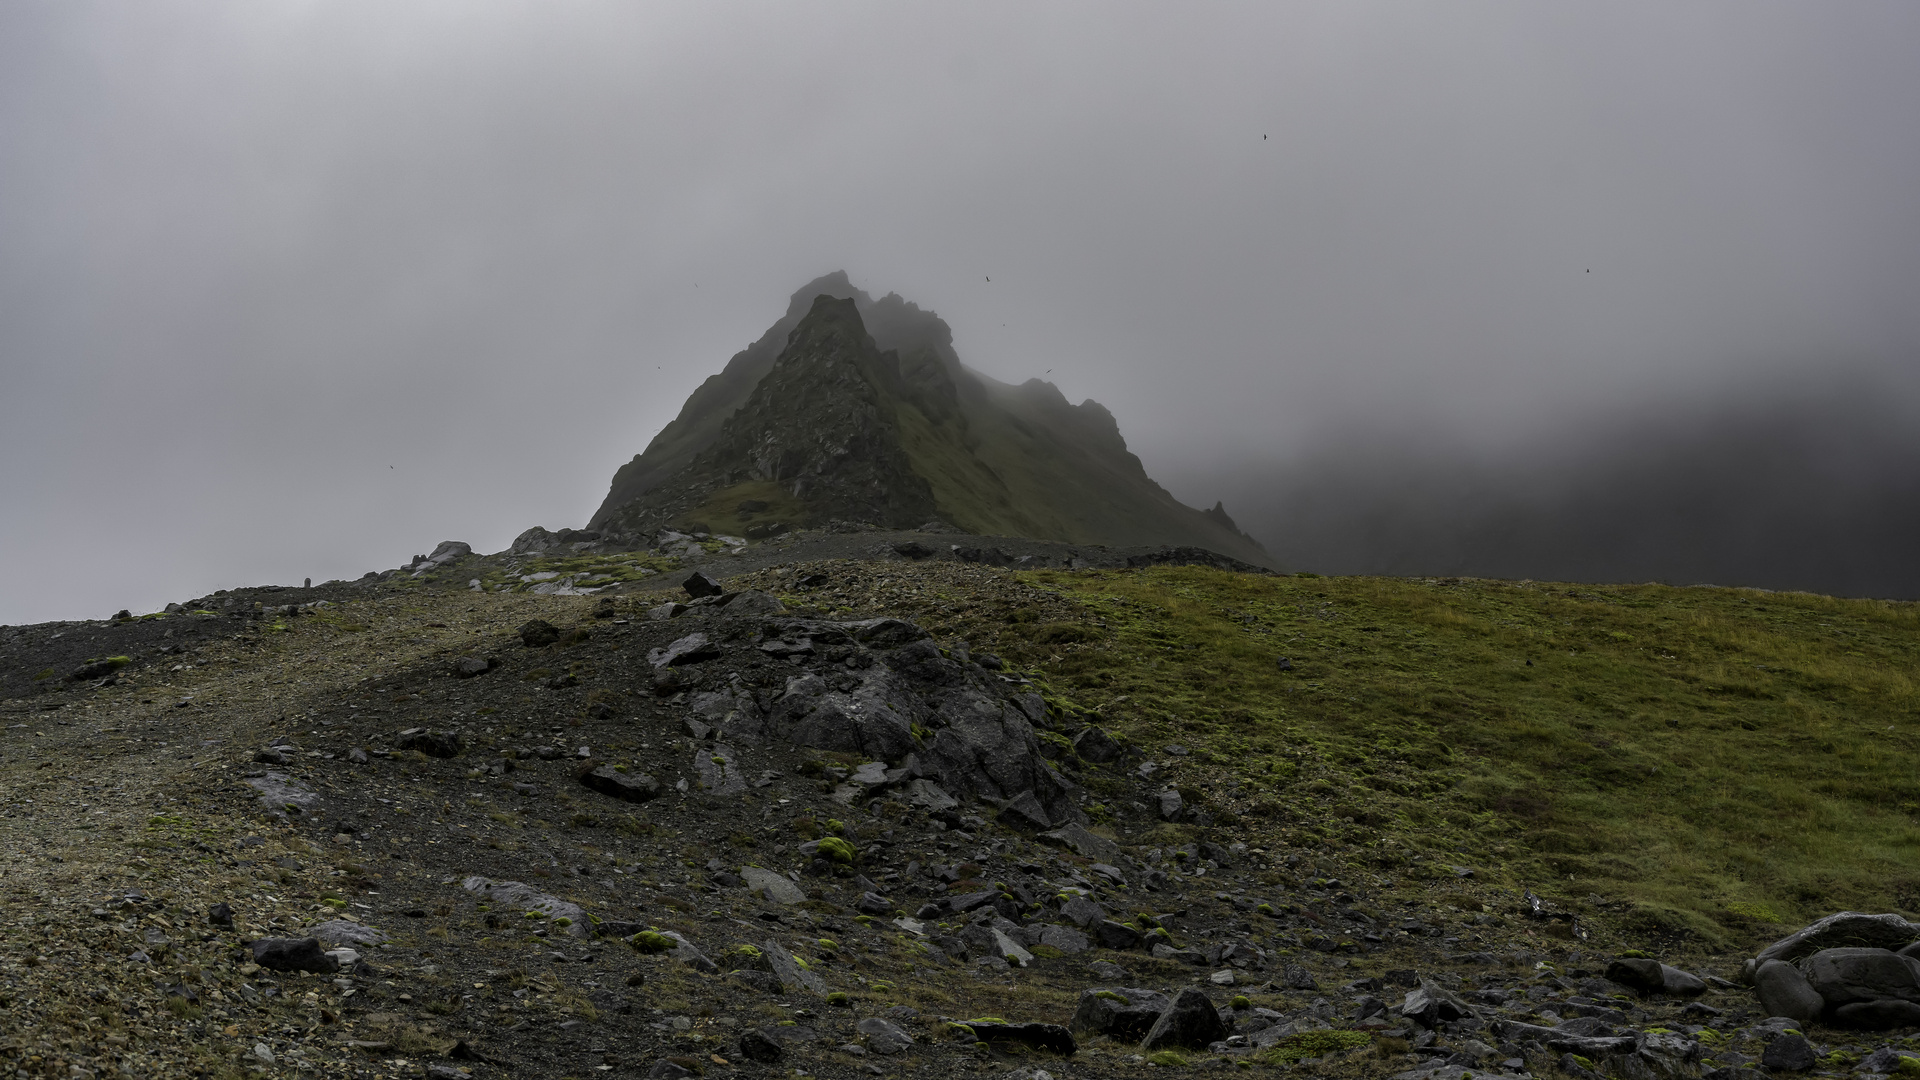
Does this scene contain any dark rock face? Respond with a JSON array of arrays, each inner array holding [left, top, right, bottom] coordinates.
[[602, 295, 939, 536], [1139, 987, 1227, 1050], [249, 937, 338, 973], [682, 571, 723, 599], [1071, 987, 1171, 1041]]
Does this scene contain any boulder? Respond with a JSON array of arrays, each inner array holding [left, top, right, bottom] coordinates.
[[1071, 987, 1172, 1040], [518, 620, 561, 647], [1139, 987, 1228, 1050], [1833, 999, 1920, 1029], [963, 1021, 1076, 1056], [1605, 957, 1707, 997], [757, 941, 828, 995], [1027, 924, 1091, 954], [1156, 790, 1183, 821], [576, 763, 663, 804], [996, 791, 1053, 832], [1060, 897, 1107, 929], [1094, 920, 1144, 951], [1039, 823, 1123, 865], [736, 1029, 784, 1063], [1402, 978, 1474, 1027], [1757, 912, 1920, 966], [1753, 959, 1825, 1025], [1760, 1029, 1817, 1072], [396, 729, 462, 758], [740, 867, 805, 905], [451, 656, 493, 678], [1071, 726, 1122, 764], [682, 571, 724, 598], [856, 1017, 914, 1054], [1803, 947, 1920, 1005], [649, 633, 721, 667], [249, 937, 338, 973]]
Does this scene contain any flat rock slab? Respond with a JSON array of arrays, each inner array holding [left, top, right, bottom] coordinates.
[[1038, 823, 1123, 865], [856, 1017, 915, 1055], [461, 877, 589, 936], [740, 867, 806, 905], [1758, 912, 1920, 966], [301, 920, 386, 948], [963, 1021, 1076, 1056], [577, 764, 663, 803], [758, 940, 828, 995], [243, 772, 322, 820]]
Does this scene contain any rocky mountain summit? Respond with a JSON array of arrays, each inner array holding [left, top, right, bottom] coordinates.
[[589, 272, 1271, 566], [6, 554, 1920, 1080]]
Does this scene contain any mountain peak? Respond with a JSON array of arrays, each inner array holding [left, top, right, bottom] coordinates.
[[592, 275, 1271, 566]]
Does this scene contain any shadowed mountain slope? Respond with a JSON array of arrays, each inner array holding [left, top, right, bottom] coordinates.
[[591, 274, 1271, 565]]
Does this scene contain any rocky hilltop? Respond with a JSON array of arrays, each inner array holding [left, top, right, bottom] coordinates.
[[6, 549, 1920, 1080], [590, 273, 1271, 567]]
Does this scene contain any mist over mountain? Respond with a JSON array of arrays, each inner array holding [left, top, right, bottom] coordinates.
[[1183, 375, 1920, 598]]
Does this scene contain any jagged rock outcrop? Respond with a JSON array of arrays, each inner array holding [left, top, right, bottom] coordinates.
[[589, 273, 1273, 566]]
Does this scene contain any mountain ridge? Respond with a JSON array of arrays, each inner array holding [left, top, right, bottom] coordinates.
[[591, 274, 1272, 566]]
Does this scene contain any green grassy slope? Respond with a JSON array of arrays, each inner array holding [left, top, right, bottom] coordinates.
[[960, 568, 1920, 949]]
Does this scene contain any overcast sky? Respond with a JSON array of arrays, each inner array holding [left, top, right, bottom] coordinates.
[[3, 2, 1917, 624]]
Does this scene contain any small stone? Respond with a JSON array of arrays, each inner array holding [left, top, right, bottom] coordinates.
[[208, 903, 234, 929], [1209, 969, 1236, 986], [683, 571, 724, 598], [451, 655, 492, 678]]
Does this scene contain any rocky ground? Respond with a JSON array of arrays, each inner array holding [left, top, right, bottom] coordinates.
[[5, 548, 1920, 1080]]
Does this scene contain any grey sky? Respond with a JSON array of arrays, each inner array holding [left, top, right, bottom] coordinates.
[[3, 3, 1917, 623]]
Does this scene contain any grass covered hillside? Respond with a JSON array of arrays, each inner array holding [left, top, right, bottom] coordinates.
[[761, 563, 1920, 952]]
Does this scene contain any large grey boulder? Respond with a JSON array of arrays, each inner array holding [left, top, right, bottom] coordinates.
[[740, 867, 805, 905], [1071, 987, 1171, 1040], [1753, 959, 1825, 1024], [1757, 912, 1920, 966], [1803, 947, 1920, 1005]]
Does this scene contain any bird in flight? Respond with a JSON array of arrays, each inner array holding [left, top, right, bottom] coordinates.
[[985, 276, 990, 282]]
